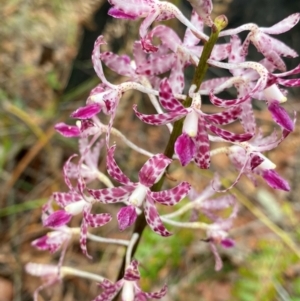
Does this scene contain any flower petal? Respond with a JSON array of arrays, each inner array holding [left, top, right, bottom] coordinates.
[[100, 51, 136, 78], [159, 78, 184, 111], [138, 283, 168, 299], [175, 133, 196, 166], [124, 260, 140, 281], [80, 218, 92, 259], [54, 122, 80, 137], [150, 182, 191, 205], [84, 211, 112, 228], [53, 191, 82, 207], [133, 104, 187, 125], [144, 197, 172, 237], [117, 205, 137, 231], [107, 145, 132, 185], [93, 279, 123, 301], [262, 169, 290, 191], [43, 210, 72, 228], [268, 100, 294, 132], [139, 154, 171, 187], [88, 186, 136, 203], [70, 103, 102, 119], [206, 124, 253, 142]]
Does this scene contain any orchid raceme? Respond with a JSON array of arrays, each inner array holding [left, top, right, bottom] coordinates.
[[27, 1, 299, 300], [88, 145, 191, 236]]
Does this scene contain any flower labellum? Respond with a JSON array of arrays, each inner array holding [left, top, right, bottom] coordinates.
[[117, 205, 137, 231]]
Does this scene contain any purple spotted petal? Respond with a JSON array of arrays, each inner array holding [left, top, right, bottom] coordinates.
[[194, 118, 210, 169], [107, 145, 132, 185], [139, 154, 171, 187], [84, 206, 112, 228], [117, 205, 137, 231], [276, 78, 300, 87], [209, 91, 251, 108], [55, 122, 80, 137], [268, 100, 294, 132], [144, 197, 172, 237], [206, 124, 253, 142], [93, 279, 123, 301], [136, 54, 176, 76], [32, 231, 70, 253], [183, 10, 203, 46], [159, 78, 184, 111], [204, 106, 242, 125], [169, 56, 185, 94], [147, 25, 181, 52], [124, 260, 140, 281], [53, 191, 82, 207], [79, 120, 98, 137], [133, 41, 147, 67], [70, 103, 102, 119], [175, 133, 196, 166], [108, 0, 152, 19], [43, 210, 72, 228], [262, 169, 290, 191], [186, 0, 213, 26], [63, 154, 78, 190], [80, 218, 92, 259], [261, 13, 300, 35], [88, 186, 136, 203], [210, 44, 231, 61], [133, 104, 187, 125], [137, 283, 168, 299], [150, 182, 191, 205], [100, 51, 136, 77], [250, 154, 264, 170]]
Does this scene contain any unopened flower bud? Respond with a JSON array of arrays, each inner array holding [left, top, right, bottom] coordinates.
[[214, 15, 228, 31]]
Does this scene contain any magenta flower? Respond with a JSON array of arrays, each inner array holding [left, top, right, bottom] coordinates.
[[93, 260, 167, 301], [43, 155, 112, 258], [88, 145, 191, 236], [31, 227, 72, 254], [208, 58, 297, 132], [219, 13, 300, 71], [134, 78, 252, 169], [107, 0, 209, 52], [227, 127, 292, 191], [136, 19, 230, 94]]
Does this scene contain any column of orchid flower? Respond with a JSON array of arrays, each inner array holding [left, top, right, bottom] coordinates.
[[26, 0, 299, 300]]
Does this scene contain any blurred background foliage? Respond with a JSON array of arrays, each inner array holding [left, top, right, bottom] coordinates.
[[1, 0, 300, 300]]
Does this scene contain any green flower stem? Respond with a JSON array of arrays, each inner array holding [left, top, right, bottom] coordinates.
[[116, 16, 226, 283]]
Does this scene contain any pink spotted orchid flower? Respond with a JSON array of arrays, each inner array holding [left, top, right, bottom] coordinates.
[[189, 174, 237, 270], [43, 155, 112, 258], [88, 145, 191, 236], [226, 127, 292, 191], [107, 0, 210, 53], [93, 260, 167, 301], [219, 13, 300, 71], [206, 34, 298, 132], [31, 227, 72, 254], [134, 78, 252, 169]]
